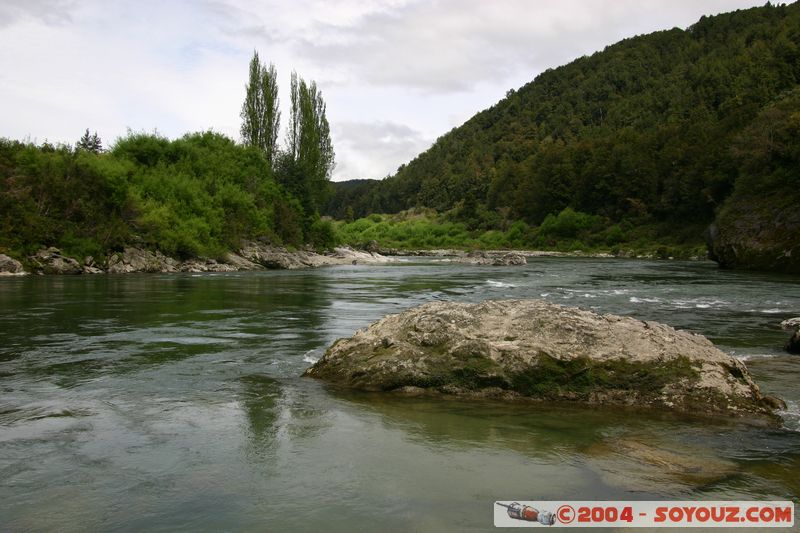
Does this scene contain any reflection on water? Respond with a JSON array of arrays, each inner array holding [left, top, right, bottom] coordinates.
[[334, 390, 800, 497], [240, 374, 282, 454], [0, 259, 799, 530]]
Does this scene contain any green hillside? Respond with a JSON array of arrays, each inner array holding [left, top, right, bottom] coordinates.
[[327, 2, 800, 270]]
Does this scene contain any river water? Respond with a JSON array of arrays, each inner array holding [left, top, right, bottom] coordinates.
[[1, 258, 799, 531]]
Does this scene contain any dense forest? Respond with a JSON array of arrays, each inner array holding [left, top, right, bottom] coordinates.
[[326, 2, 799, 264]]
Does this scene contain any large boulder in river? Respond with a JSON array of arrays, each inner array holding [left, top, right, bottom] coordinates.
[[304, 300, 783, 418]]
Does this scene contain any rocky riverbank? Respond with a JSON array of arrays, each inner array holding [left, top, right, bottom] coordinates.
[[2, 245, 713, 276], [0, 244, 393, 275], [304, 299, 785, 419]]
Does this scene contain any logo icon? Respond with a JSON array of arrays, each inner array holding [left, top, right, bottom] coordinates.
[[496, 502, 556, 526], [556, 504, 575, 524]]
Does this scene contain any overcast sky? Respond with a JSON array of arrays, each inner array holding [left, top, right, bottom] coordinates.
[[0, 0, 769, 181]]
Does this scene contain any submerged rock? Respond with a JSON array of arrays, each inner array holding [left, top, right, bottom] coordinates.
[[781, 318, 800, 354], [0, 253, 26, 276], [585, 436, 740, 491], [304, 299, 783, 418]]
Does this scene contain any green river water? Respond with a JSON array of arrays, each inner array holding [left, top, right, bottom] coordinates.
[[1, 258, 799, 531]]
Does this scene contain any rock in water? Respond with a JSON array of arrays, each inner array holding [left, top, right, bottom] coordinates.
[[304, 299, 783, 418], [495, 252, 527, 266], [781, 318, 800, 354]]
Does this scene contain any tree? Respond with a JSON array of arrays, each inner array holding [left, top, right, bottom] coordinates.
[[240, 51, 280, 167], [77, 128, 102, 153], [282, 71, 335, 213]]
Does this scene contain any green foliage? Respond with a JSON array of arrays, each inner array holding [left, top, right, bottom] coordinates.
[[240, 51, 280, 166], [76, 128, 102, 153], [0, 139, 131, 258], [1, 53, 339, 263], [710, 88, 800, 272], [281, 71, 335, 215], [537, 208, 603, 239], [728, 86, 800, 194], [335, 208, 707, 257], [326, 3, 800, 249], [272, 197, 304, 247], [336, 211, 472, 249], [307, 218, 339, 249], [0, 131, 309, 261], [322, 179, 382, 219]]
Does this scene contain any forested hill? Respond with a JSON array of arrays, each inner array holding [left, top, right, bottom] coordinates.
[[328, 3, 799, 252]]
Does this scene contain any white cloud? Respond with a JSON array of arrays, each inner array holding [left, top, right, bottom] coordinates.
[[0, 0, 74, 28], [0, 0, 768, 180], [333, 120, 432, 179], [288, 0, 767, 92]]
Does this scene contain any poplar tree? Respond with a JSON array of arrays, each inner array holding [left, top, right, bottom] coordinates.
[[240, 51, 280, 167], [283, 71, 335, 212]]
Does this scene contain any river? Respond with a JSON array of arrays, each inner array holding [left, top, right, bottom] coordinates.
[[1, 258, 798, 531]]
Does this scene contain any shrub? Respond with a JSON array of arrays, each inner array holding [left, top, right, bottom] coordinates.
[[308, 219, 339, 249]]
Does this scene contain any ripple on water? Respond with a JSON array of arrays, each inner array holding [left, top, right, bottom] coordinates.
[[630, 296, 661, 304], [779, 401, 800, 433], [486, 280, 515, 288]]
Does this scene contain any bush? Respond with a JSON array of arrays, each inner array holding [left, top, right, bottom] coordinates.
[[538, 208, 603, 239], [0, 131, 313, 260], [308, 219, 338, 249]]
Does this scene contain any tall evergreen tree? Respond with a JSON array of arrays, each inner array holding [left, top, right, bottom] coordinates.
[[240, 51, 280, 167], [77, 128, 102, 153]]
